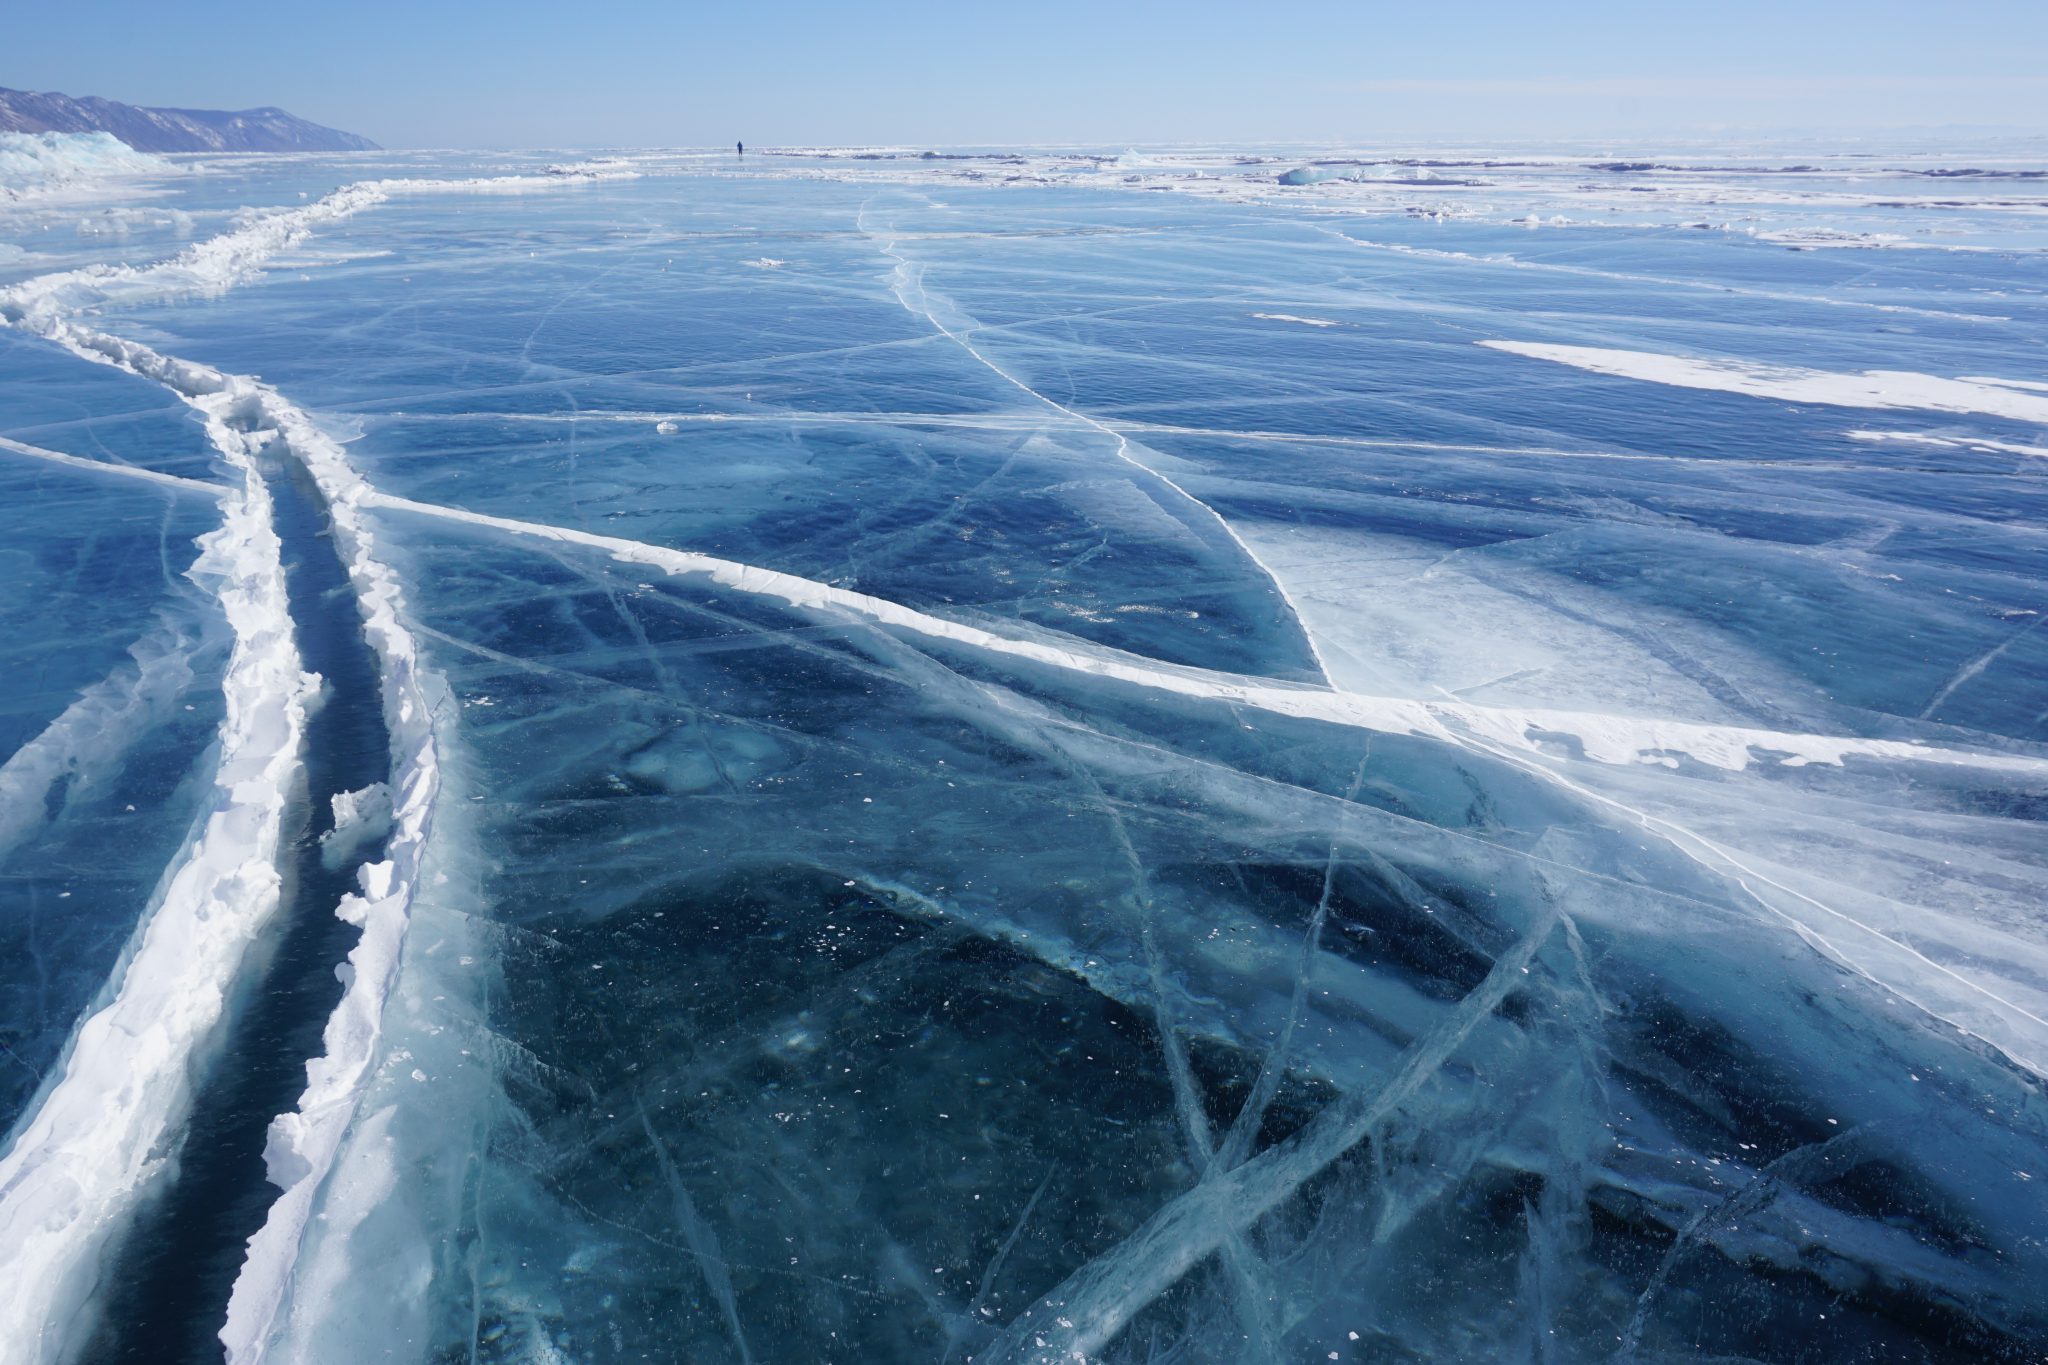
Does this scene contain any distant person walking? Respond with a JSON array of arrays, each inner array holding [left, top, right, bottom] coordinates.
[[737, 141, 744, 156]]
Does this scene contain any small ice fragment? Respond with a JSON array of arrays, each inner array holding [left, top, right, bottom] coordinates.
[[319, 782, 393, 870]]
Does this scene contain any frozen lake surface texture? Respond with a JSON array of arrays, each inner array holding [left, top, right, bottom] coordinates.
[[1, 137, 2046, 1364]]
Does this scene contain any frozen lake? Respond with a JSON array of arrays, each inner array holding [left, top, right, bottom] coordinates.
[[2, 137, 2047, 1363]]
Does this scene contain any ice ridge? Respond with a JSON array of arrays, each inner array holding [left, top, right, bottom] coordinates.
[[0, 364, 315, 1365], [0, 160, 642, 1365]]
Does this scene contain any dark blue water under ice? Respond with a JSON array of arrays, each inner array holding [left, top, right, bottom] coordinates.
[[2, 142, 2048, 1363]]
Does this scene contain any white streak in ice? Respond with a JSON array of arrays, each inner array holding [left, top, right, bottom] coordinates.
[[859, 199, 1337, 683], [0, 432, 228, 497], [361, 490, 2043, 780], [23, 432, 2008, 790], [1250, 312, 1341, 327], [1481, 341, 2048, 423]]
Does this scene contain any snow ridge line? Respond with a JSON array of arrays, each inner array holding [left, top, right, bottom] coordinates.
[[0, 160, 636, 1365], [1, 182, 390, 326], [0, 332, 317, 1365], [207, 364, 443, 1365], [0, 165, 637, 328]]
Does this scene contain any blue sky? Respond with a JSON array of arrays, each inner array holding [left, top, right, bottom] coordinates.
[[8, 0, 2047, 148]]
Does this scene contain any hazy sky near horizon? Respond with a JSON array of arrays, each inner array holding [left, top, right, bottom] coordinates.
[[8, 0, 2047, 149]]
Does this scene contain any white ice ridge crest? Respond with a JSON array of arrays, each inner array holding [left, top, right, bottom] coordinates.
[[0, 164, 635, 328], [0, 320, 447, 1365], [0, 363, 317, 1365]]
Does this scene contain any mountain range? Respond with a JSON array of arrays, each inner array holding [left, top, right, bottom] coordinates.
[[0, 86, 377, 152]]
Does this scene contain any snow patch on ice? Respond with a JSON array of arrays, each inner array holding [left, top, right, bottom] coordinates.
[[1481, 341, 2048, 423]]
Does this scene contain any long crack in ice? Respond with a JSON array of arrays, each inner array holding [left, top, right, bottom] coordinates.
[[859, 195, 1337, 684]]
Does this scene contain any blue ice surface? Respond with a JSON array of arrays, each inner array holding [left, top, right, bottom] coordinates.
[[3, 141, 2048, 1363]]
